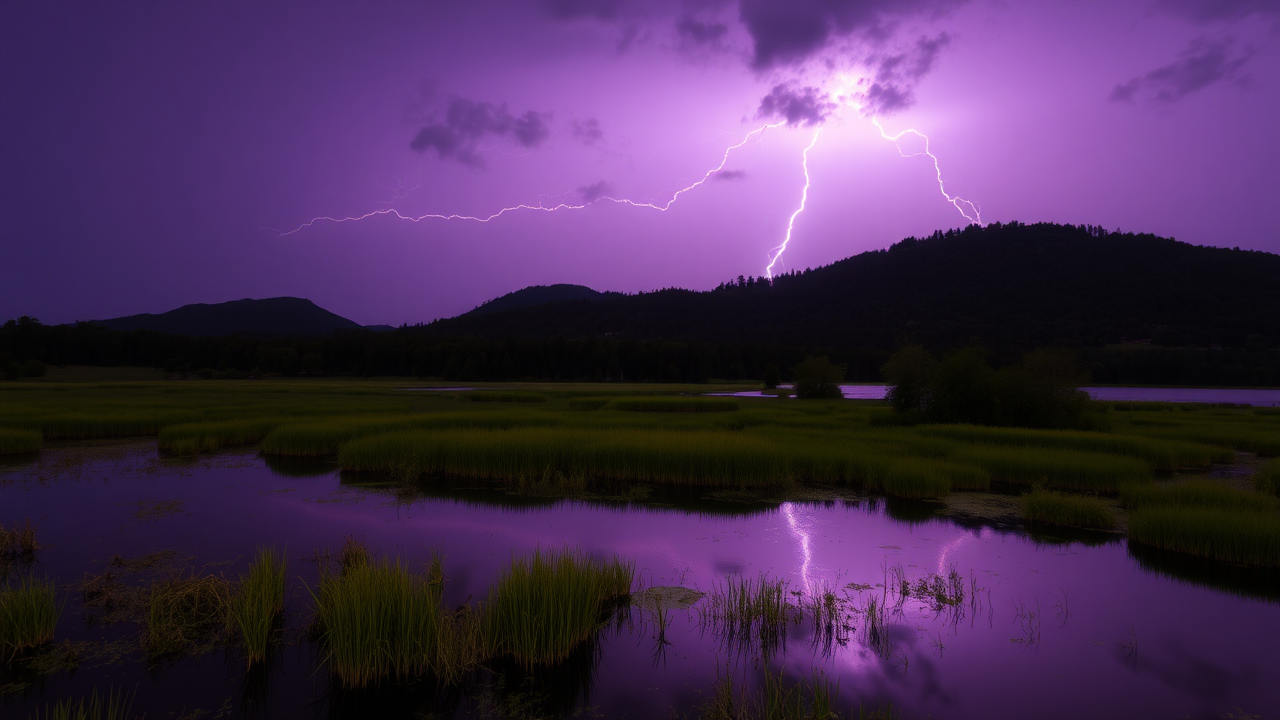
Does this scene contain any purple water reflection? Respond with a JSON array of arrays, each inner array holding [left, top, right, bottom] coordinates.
[[716, 385, 1280, 406], [1, 443, 1276, 718]]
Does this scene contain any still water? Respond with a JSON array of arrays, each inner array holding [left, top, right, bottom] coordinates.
[[1, 443, 1276, 719], [720, 385, 1280, 406]]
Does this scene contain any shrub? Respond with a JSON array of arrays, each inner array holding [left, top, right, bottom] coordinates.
[[792, 356, 845, 400]]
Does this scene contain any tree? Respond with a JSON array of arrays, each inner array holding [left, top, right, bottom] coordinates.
[[881, 344, 936, 414], [792, 355, 845, 399], [763, 364, 781, 389]]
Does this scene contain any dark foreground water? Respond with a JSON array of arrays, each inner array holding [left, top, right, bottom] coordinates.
[[720, 385, 1280, 406], [1, 443, 1277, 719]]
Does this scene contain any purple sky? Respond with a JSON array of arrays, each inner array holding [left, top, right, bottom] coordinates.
[[2, 1, 1277, 326]]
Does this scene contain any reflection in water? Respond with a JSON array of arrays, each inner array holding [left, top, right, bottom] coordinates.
[[781, 502, 814, 595], [1128, 542, 1280, 603]]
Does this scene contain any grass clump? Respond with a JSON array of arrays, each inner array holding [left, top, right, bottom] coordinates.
[[230, 547, 286, 668], [1022, 490, 1117, 530], [1, 519, 39, 566], [868, 459, 957, 499], [614, 397, 739, 413], [1, 577, 60, 659], [1119, 480, 1280, 513], [0, 427, 40, 455], [18, 410, 203, 440], [29, 687, 137, 720], [920, 424, 1228, 470], [567, 397, 611, 411], [701, 574, 798, 657], [1128, 507, 1280, 567], [952, 445, 1151, 492], [158, 417, 282, 455], [144, 574, 232, 658], [485, 549, 632, 667]]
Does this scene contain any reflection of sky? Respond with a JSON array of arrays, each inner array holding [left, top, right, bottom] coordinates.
[[718, 385, 1280, 406], [2, 448, 1277, 718]]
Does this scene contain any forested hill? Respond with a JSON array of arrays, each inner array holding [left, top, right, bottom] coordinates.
[[424, 222, 1280, 352], [95, 297, 363, 336]]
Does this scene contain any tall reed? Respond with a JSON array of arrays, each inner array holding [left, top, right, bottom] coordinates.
[[1128, 507, 1280, 567], [0, 577, 60, 659], [1022, 490, 1117, 530], [952, 446, 1150, 491], [614, 397, 739, 413], [29, 687, 137, 720], [0, 427, 40, 455], [158, 418, 282, 455], [1255, 459, 1280, 496], [1119, 480, 1280, 513], [920, 424, 1228, 469], [230, 547, 286, 667], [701, 574, 798, 657], [484, 549, 632, 667]]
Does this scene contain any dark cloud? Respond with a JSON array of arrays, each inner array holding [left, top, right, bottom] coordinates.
[[738, 0, 966, 69], [1157, 0, 1279, 24], [571, 118, 604, 145], [1110, 38, 1253, 104], [860, 32, 951, 114], [409, 97, 551, 167], [756, 83, 836, 126], [577, 180, 615, 203], [676, 14, 729, 44], [712, 169, 747, 181]]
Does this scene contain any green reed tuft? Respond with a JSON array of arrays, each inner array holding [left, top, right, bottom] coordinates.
[[1022, 490, 1117, 530], [952, 445, 1151, 491], [1128, 506, 1280, 567], [230, 547, 286, 668], [1119, 480, 1280, 513], [920, 424, 1228, 469], [29, 687, 137, 720], [701, 574, 799, 657], [158, 418, 283, 455], [484, 549, 632, 667], [0, 427, 41, 455], [1, 577, 60, 660]]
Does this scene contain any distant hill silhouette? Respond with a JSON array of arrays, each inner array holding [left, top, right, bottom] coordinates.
[[95, 297, 364, 337], [464, 284, 618, 316], [427, 222, 1280, 351]]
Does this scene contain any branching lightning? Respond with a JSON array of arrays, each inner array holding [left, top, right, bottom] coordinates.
[[872, 118, 983, 226], [765, 128, 821, 279], [266, 122, 784, 237]]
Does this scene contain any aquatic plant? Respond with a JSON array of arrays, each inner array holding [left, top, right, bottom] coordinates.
[[158, 418, 282, 454], [0, 577, 60, 659], [484, 549, 633, 667], [0, 427, 40, 455], [701, 574, 799, 657], [1119, 480, 1279, 513], [567, 397, 611, 411], [690, 671, 896, 720], [230, 547, 286, 668], [613, 397, 739, 413], [0, 519, 39, 566], [1021, 490, 1117, 530], [1128, 506, 1280, 567], [144, 573, 232, 658], [29, 687, 137, 720], [12, 409, 203, 440]]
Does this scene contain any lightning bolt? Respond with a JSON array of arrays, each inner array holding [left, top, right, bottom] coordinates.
[[765, 128, 822, 279], [266, 122, 784, 237], [872, 117, 983, 226]]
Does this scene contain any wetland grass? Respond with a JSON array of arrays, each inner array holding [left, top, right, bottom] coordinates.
[[29, 687, 137, 720], [919, 424, 1228, 470], [1254, 459, 1280, 496], [1021, 490, 1117, 531], [10, 409, 203, 440], [1128, 507, 1280, 567], [157, 417, 283, 454], [230, 548, 286, 667], [952, 445, 1151, 492], [613, 397, 739, 413], [1119, 480, 1280, 513], [144, 574, 232, 658], [701, 574, 799, 656], [1, 519, 39, 565], [484, 549, 633, 667], [0, 427, 40, 454], [459, 390, 547, 403], [260, 410, 555, 457], [1, 577, 60, 659]]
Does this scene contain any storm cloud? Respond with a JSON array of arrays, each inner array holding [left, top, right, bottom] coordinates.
[[409, 97, 551, 167], [738, 0, 967, 69], [577, 180, 615, 203], [1110, 38, 1254, 104], [757, 83, 836, 127], [860, 32, 952, 114]]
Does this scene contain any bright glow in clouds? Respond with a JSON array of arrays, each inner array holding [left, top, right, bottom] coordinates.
[[272, 77, 982, 281]]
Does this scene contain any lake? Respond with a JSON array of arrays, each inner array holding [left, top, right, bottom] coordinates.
[[2, 442, 1276, 719], [718, 385, 1280, 406]]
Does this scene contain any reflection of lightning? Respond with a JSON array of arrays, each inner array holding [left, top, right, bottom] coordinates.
[[781, 502, 814, 596], [765, 129, 821, 280], [268, 122, 784, 237], [872, 118, 983, 226]]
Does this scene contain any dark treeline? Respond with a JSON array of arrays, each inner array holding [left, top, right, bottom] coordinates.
[[3, 315, 1278, 386]]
